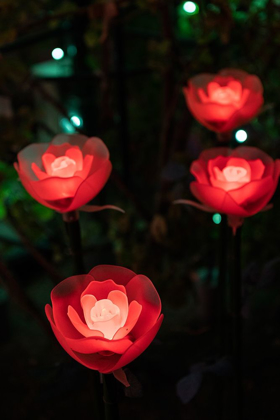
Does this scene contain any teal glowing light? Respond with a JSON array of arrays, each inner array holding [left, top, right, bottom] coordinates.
[[235, 129, 248, 143], [183, 1, 199, 14], [67, 45, 77, 57], [52, 48, 64, 60], [60, 118, 75, 134], [213, 213, 222, 224], [70, 115, 83, 127]]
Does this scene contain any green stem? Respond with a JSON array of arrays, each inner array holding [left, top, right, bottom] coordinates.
[[232, 227, 243, 420], [102, 374, 120, 420], [63, 211, 85, 273]]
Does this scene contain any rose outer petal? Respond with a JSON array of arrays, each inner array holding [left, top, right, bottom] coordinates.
[[14, 165, 58, 210], [88, 265, 137, 287], [46, 304, 83, 365], [125, 275, 162, 339], [28, 175, 84, 201], [107, 314, 164, 374], [190, 182, 249, 217], [46, 304, 121, 372], [51, 274, 94, 339], [65, 335, 133, 355], [228, 176, 274, 206], [63, 160, 112, 213]]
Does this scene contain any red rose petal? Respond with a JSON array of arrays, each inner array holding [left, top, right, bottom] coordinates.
[[248, 159, 265, 180], [42, 153, 56, 174], [65, 335, 133, 355], [190, 182, 249, 216], [80, 294, 97, 328], [64, 161, 112, 213], [228, 176, 274, 206], [17, 143, 49, 180], [113, 301, 142, 340], [74, 155, 94, 179], [31, 163, 50, 181], [29, 175, 83, 201], [45, 304, 82, 364], [81, 280, 126, 302], [108, 315, 164, 374], [68, 305, 104, 338], [190, 160, 210, 185], [107, 290, 129, 326], [125, 275, 161, 338], [51, 274, 94, 339], [65, 147, 83, 171], [88, 265, 136, 287]]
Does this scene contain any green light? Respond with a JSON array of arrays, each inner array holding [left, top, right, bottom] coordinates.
[[183, 1, 199, 14], [70, 115, 82, 127], [213, 213, 222, 224], [52, 48, 64, 60]]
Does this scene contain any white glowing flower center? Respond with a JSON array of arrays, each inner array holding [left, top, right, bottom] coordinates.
[[211, 87, 240, 105], [90, 299, 120, 323], [50, 156, 77, 177], [222, 166, 247, 182]]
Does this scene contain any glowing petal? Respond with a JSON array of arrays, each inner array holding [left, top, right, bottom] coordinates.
[[107, 290, 129, 327], [31, 162, 50, 180], [81, 294, 97, 328], [50, 156, 77, 178], [75, 154, 94, 179], [42, 153, 56, 174], [113, 300, 142, 340], [89, 299, 123, 340], [68, 305, 104, 338], [222, 166, 248, 182], [65, 147, 83, 171]]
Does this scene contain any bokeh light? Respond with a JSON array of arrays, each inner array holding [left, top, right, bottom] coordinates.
[[70, 115, 83, 127], [183, 1, 199, 14], [212, 213, 222, 224], [51, 48, 64, 60], [235, 129, 248, 143]]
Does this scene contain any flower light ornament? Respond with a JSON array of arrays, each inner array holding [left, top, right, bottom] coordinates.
[[45, 265, 163, 384], [174, 147, 280, 233], [14, 134, 123, 215], [183, 69, 264, 137]]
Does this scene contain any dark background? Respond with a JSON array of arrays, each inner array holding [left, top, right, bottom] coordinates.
[[1, 1, 280, 419]]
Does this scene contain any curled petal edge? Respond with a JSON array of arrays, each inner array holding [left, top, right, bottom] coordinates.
[[80, 204, 125, 214], [173, 199, 215, 213]]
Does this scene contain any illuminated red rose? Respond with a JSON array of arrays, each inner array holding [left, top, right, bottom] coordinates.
[[14, 134, 112, 213], [183, 69, 263, 133], [45, 265, 163, 374], [189, 147, 280, 218]]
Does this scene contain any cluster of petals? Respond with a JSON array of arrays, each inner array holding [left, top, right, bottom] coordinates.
[[14, 134, 112, 213], [183, 69, 263, 133], [189, 147, 280, 218], [45, 265, 163, 374]]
